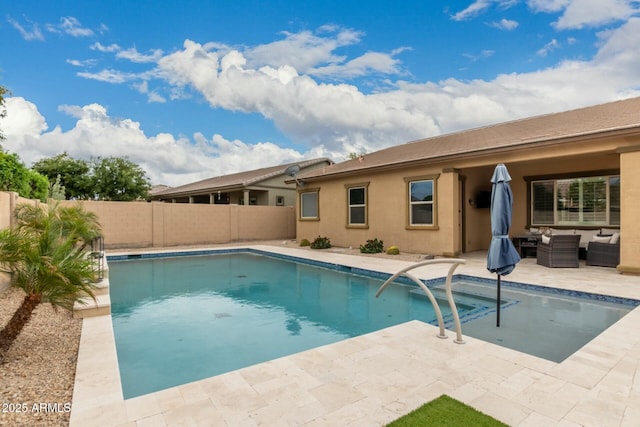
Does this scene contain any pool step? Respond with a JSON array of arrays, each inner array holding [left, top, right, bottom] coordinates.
[[74, 278, 111, 318]]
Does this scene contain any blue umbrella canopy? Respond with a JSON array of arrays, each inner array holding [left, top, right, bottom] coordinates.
[[487, 164, 521, 276]]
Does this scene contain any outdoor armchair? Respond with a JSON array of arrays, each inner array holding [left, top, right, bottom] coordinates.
[[586, 239, 620, 268], [536, 234, 581, 268]]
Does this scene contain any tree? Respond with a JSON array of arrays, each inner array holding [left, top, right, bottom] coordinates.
[[32, 153, 151, 201], [346, 151, 367, 160], [0, 149, 49, 201], [0, 203, 101, 360], [90, 156, 151, 201], [32, 152, 91, 199]]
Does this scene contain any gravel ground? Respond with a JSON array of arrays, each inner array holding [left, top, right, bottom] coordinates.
[[0, 286, 81, 427]]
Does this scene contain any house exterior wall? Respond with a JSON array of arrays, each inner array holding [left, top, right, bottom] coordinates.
[[155, 159, 332, 206], [619, 145, 640, 274], [296, 163, 461, 255], [296, 135, 634, 269]]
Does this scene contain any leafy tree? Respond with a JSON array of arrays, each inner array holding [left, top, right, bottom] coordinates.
[[32, 153, 151, 201], [90, 156, 151, 201], [32, 152, 90, 199], [25, 168, 49, 201], [0, 203, 101, 360], [0, 149, 49, 201]]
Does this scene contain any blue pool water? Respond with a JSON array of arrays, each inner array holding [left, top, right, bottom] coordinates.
[[109, 250, 639, 399]]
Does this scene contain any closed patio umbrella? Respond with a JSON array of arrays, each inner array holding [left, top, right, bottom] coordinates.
[[486, 164, 521, 327]]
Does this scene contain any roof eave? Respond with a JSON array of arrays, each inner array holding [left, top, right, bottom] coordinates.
[[298, 125, 640, 183]]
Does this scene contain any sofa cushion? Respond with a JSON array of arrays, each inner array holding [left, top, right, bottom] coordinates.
[[600, 228, 619, 236], [592, 235, 612, 243], [551, 228, 575, 235], [577, 229, 601, 248]]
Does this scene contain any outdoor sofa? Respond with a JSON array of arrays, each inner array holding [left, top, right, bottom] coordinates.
[[534, 228, 620, 268]]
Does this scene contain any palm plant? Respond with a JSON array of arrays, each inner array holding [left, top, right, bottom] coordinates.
[[0, 203, 102, 360]]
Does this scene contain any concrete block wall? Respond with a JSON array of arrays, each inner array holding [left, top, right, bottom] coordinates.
[[54, 199, 296, 249]]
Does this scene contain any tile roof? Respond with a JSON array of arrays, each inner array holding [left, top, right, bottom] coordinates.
[[297, 96, 640, 181], [154, 158, 332, 197]]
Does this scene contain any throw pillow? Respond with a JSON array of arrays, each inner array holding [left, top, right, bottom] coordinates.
[[541, 235, 550, 244], [592, 235, 611, 243], [610, 232, 620, 244]]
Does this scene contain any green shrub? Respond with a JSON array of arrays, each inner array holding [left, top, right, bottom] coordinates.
[[360, 238, 384, 254], [310, 236, 332, 249], [299, 238, 311, 247], [386, 245, 400, 255]]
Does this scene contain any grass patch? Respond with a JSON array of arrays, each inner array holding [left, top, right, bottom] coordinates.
[[387, 395, 508, 427]]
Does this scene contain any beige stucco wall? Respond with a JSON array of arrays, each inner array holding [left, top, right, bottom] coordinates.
[[57, 200, 295, 249], [297, 164, 462, 255], [619, 147, 640, 274], [0, 191, 14, 230]]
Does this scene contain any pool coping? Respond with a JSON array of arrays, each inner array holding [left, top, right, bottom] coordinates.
[[70, 245, 640, 426]]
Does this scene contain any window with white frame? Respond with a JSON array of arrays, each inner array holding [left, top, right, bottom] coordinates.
[[300, 190, 319, 220], [346, 183, 368, 227], [407, 178, 436, 226], [531, 175, 620, 226]]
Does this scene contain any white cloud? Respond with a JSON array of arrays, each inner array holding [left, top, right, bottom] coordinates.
[[527, 0, 640, 29], [146, 91, 166, 103], [246, 28, 362, 73], [463, 50, 496, 62], [77, 69, 136, 83], [452, 0, 519, 21], [489, 18, 520, 30], [97, 23, 109, 35], [1, 98, 317, 186], [310, 50, 408, 79], [117, 47, 164, 63], [1, 98, 48, 137], [457, 0, 639, 29], [537, 38, 561, 56], [59, 16, 94, 37], [67, 58, 98, 67], [7, 16, 45, 41], [133, 81, 167, 103], [90, 42, 121, 52]]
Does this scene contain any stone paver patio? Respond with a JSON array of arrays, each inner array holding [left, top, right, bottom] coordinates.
[[70, 245, 640, 426]]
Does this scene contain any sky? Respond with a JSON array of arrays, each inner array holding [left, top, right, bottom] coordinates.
[[1, 0, 639, 187]]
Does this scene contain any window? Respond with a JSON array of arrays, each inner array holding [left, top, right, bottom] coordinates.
[[346, 183, 368, 227], [531, 175, 619, 226], [276, 195, 284, 206], [300, 190, 319, 220], [406, 176, 438, 227]]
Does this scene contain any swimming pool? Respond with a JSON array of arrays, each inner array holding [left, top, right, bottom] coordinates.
[[108, 250, 639, 399]]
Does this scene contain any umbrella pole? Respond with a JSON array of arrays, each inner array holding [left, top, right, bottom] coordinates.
[[496, 274, 501, 327]]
